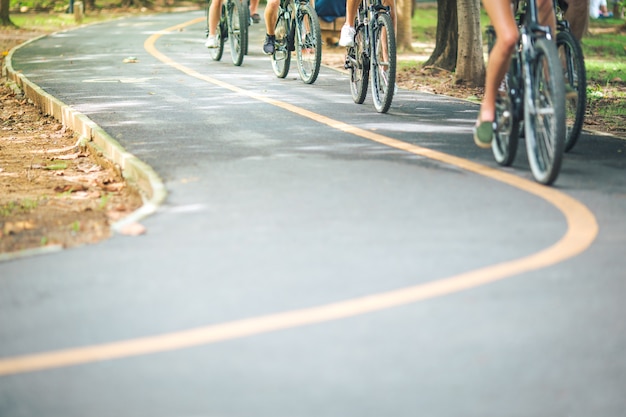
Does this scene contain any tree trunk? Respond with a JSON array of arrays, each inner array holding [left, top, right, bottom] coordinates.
[[0, 0, 15, 27], [424, 0, 458, 70], [455, 0, 484, 86], [395, 0, 413, 52]]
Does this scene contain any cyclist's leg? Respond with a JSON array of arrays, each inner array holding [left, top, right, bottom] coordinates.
[[250, 0, 260, 22], [479, 0, 518, 125], [563, 0, 588, 40], [208, 0, 223, 36], [380, 0, 396, 64], [263, 0, 280, 53], [339, 0, 360, 46], [206, 0, 223, 47]]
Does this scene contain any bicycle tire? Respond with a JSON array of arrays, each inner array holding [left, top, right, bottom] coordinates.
[[244, 0, 250, 55], [370, 12, 396, 113], [492, 72, 520, 166], [208, 3, 225, 61], [524, 37, 565, 185], [557, 30, 586, 152], [295, 2, 322, 84], [272, 7, 291, 78], [227, 0, 247, 66], [349, 22, 369, 104]]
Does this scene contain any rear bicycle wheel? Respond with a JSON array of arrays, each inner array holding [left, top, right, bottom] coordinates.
[[295, 2, 322, 84], [244, 0, 250, 55], [349, 22, 369, 104], [227, 0, 247, 66], [492, 72, 520, 166], [557, 30, 586, 152], [272, 9, 292, 78], [370, 12, 395, 113], [524, 37, 565, 185]]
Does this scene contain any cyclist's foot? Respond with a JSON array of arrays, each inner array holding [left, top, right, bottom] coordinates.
[[251, 13, 260, 23], [263, 34, 276, 55], [338, 24, 356, 47], [205, 34, 218, 49], [473, 119, 495, 149]]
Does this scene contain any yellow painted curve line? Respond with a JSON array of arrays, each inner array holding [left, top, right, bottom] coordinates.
[[0, 18, 598, 377]]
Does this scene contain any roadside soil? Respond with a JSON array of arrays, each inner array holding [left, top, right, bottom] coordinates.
[[1, 27, 144, 255], [1, 18, 624, 256]]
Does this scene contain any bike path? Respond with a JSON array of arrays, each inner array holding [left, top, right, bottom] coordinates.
[[1, 10, 625, 417]]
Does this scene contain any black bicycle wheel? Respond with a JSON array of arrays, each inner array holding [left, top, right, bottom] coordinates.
[[295, 2, 322, 84], [370, 12, 396, 113], [272, 7, 291, 78], [208, 2, 225, 61], [244, 0, 250, 55], [524, 37, 565, 185], [492, 72, 520, 166], [557, 30, 586, 152], [349, 22, 369, 104], [227, 0, 247, 66]]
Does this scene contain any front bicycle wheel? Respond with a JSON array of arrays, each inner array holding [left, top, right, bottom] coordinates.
[[349, 22, 369, 104], [557, 30, 586, 152], [272, 9, 292, 78], [227, 0, 247, 66], [295, 2, 322, 84], [524, 37, 566, 185], [370, 12, 396, 113]]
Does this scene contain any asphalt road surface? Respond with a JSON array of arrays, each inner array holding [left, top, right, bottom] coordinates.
[[1, 10, 625, 417]]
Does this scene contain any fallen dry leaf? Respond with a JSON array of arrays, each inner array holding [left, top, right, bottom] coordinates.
[[117, 222, 146, 236], [3, 220, 36, 235], [54, 183, 88, 193]]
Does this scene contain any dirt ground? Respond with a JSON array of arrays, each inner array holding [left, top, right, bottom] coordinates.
[[1, 28, 144, 255], [1, 23, 624, 256]]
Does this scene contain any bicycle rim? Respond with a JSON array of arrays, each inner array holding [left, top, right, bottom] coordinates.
[[524, 37, 565, 185], [370, 13, 395, 113], [349, 23, 369, 104], [295, 3, 322, 84], [271, 11, 291, 78], [228, 0, 247, 66], [557, 31, 586, 152], [492, 73, 520, 166]]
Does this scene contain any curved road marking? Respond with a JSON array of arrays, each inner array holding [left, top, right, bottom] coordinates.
[[0, 18, 598, 377]]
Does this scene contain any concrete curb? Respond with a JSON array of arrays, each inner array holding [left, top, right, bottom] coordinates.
[[2, 33, 167, 251]]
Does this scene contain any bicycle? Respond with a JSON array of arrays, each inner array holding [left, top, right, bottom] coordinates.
[[344, 0, 396, 113], [487, 0, 566, 185], [205, 0, 248, 66], [555, 0, 587, 152], [271, 0, 322, 84]]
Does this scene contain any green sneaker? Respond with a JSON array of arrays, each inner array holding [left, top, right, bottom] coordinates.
[[473, 120, 495, 149]]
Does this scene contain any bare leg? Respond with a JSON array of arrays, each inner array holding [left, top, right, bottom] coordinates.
[[564, 0, 589, 40], [208, 0, 223, 36], [479, 0, 518, 123], [249, 0, 259, 15], [264, 0, 280, 36]]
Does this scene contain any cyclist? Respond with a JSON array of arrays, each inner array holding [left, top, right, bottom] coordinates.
[[205, 0, 261, 48], [473, 0, 557, 148], [262, 0, 281, 54], [338, 0, 396, 47]]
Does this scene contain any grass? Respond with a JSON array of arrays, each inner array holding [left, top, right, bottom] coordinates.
[[0, 198, 40, 217]]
